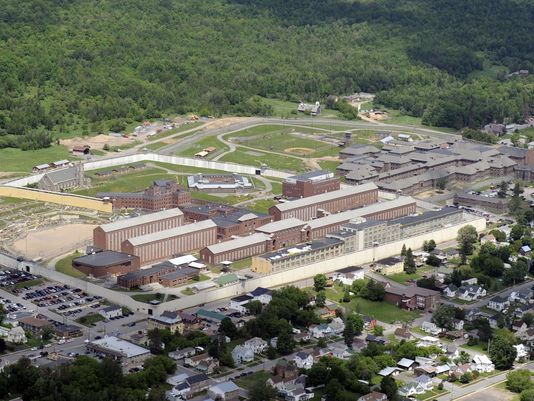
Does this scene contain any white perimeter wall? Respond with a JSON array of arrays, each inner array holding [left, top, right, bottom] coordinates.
[[4, 154, 292, 188]]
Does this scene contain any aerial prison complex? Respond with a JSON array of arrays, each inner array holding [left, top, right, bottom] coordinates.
[[337, 138, 534, 194]]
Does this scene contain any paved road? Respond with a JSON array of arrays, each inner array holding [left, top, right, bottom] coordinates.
[[436, 361, 534, 401]]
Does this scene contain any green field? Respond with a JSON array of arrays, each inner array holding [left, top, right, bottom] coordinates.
[[269, 181, 282, 195], [325, 284, 420, 323], [55, 252, 86, 278], [0, 145, 78, 173], [14, 279, 43, 289], [76, 313, 105, 326], [220, 148, 305, 172], [235, 371, 271, 390], [245, 199, 276, 214], [318, 160, 340, 172], [386, 272, 423, 285], [174, 135, 229, 158]]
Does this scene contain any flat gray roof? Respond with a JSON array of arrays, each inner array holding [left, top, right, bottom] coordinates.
[[90, 336, 149, 358], [99, 209, 183, 232], [205, 233, 271, 254], [73, 251, 136, 267], [272, 183, 378, 212], [127, 219, 216, 246]]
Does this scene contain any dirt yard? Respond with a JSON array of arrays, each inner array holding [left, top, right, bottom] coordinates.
[[284, 147, 315, 156], [12, 223, 96, 260], [60, 134, 134, 150], [462, 385, 515, 401]]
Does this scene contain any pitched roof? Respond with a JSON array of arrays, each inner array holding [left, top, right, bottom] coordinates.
[[99, 209, 184, 232]]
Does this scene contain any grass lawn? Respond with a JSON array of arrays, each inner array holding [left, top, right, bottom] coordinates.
[[55, 252, 86, 278], [269, 181, 282, 195], [234, 370, 271, 390], [175, 135, 229, 158], [0, 145, 78, 173], [325, 284, 420, 323], [190, 191, 254, 205], [461, 342, 489, 354], [387, 272, 423, 285], [221, 148, 305, 172], [230, 257, 252, 270], [14, 279, 43, 289], [245, 199, 276, 214], [76, 313, 105, 326], [181, 288, 195, 296], [147, 122, 204, 141], [75, 169, 174, 196], [318, 160, 340, 172], [152, 162, 228, 175], [415, 388, 448, 400], [144, 141, 169, 151]]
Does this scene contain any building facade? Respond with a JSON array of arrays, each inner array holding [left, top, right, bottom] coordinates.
[[282, 170, 340, 198], [94, 209, 184, 251], [72, 251, 140, 277]]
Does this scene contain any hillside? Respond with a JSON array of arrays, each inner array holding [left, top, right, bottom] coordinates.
[[1, 0, 534, 148]]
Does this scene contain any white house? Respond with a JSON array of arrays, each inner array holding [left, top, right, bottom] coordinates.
[[358, 392, 388, 401], [413, 374, 434, 391], [509, 290, 532, 305], [244, 337, 268, 354], [6, 326, 26, 344], [309, 324, 334, 339], [229, 295, 253, 313], [453, 319, 464, 331], [99, 304, 122, 320], [471, 355, 495, 373], [417, 336, 443, 349], [294, 351, 314, 369], [329, 317, 345, 334], [421, 322, 441, 336], [399, 382, 425, 397], [207, 381, 241, 401], [488, 296, 509, 312], [457, 285, 486, 301], [328, 344, 352, 360], [397, 358, 416, 370], [514, 344, 529, 361], [248, 287, 272, 305], [443, 284, 458, 298], [231, 345, 254, 365], [170, 381, 190, 399], [332, 266, 364, 286], [378, 367, 401, 377]]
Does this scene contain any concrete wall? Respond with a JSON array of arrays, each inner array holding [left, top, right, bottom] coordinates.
[[1, 215, 485, 317], [152, 214, 486, 314], [0, 186, 112, 213]]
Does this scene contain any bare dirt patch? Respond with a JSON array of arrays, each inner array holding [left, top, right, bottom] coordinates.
[[284, 147, 314, 156], [206, 117, 252, 130], [12, 223, 96, 259], [462, 386, 515, 401], [60, 135, 134, 150]]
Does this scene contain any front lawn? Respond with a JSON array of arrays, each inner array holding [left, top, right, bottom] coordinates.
[[55, 252, 86, 278], [235, 371, 271, 390]]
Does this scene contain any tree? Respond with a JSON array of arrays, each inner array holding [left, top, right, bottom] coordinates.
[[266, 345, 277, 359], [506, 369, 534, 393], [380, 375, 399, 401], [362, 280, 385, 301], [343, 319, 355, 347], [426, 254, 441, 267], [427, 239, 436, 251], [148, 328, 164, 354], [249, 379, 278, 401], [490, 229, 507, 242], [513, 182, 523, 197], [510, 224, 526, 241], [41, 326, 53, 342], [457, 225, 478, 263], [436, 177, 447, 190], [522, 312, 534, 327], [373, 325, 384, 336], [0, 338, 6, 353], [325, 378, 343, 401], [404, 247, 416, 274], [489, 329, 517, 370], [276, 328, 295, 355], [0, 304, 4, 324], [401, 244, 407, 257], [498, 181, 509, 198], [317, 338, 327, 348], [432, 304, 456, 330], [245, 300, 263, 315], [521, 389, 534, 401], [314, 274, 327, 292], [503, 260, 528, 285], [342, 288, 350, 303], [219, 317, 238, 340], [315, 291, 326, 307]]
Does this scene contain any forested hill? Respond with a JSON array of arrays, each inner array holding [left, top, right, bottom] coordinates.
[[1, 0, 534, 146]]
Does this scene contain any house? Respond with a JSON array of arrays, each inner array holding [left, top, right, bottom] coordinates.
[[231, 345, 254, 364], [520, 245, 531, 255], [197, 358, 219, 374], [170, 381, 191, 399], [457, 285, 486, 301], [309, 324, 333, 338], [358, 392, 388, 401], [446, 344, 459, 359], [273, 359, 299, 381], [184, 353, 211, 368], [329, 317, 345, 334], [450, 364, 472, 379], [229, 294, 253, 314], [169, 347, 196, 360], [332, 266, 365, 285], [421, 321, 441, 336], [417, 336, 443, 349], [465, 308, 482, 322], [435, 364, 451, 375], [244, 337, 268, 354], [248, 287, 272, 304], [394, 327, 412, 340], [397, 358, 417, 371], [316, 306, 337, 320], [352, 338, 367, 352], [294, 351, 314, 369], [453, 319, 464, 331], [471, 355, 495, 373], [443, 284, 458, 298], [366, 334, 387, 345], [512, 320, 527, 332], [99, 305, 122, 320], [480, 234, 497, 245], [294, 331, 311, 343], [399, 382, 425, 397], [185, 373, 211, 394], [514, 344, 529, 360], [488, 295, 509, 312], [329, 344, 352, 360], [414, 365, 437, 377], [6, 326, 27, 344], [374, 256, 404, 275], [167, 373, 189, 387], [384, 286, 441, 311], [208, 381, 241, 401], [509, 289, 532, 304], [378, 367, 401, 377], [414, 374, 434, 391], [514, 304, 533, 319], [363, 316, 377, 330], [148, 311, 184, 335]]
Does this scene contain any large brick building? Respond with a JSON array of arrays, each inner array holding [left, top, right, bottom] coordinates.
[[72, 251, 140, 277], [97, 180, 192, 210], [269, 183, 378, 221], [255, 218, 309, 249], [384, 286, 441, 312], [282, 170, 340, 198], [93, 209, 184, 251], [121, 219, 217, 264], [200, 233, 272, 264], [212, 210, 272, 240]]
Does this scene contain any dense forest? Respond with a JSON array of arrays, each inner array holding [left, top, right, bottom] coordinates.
[[1, 0, 534, 148]]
